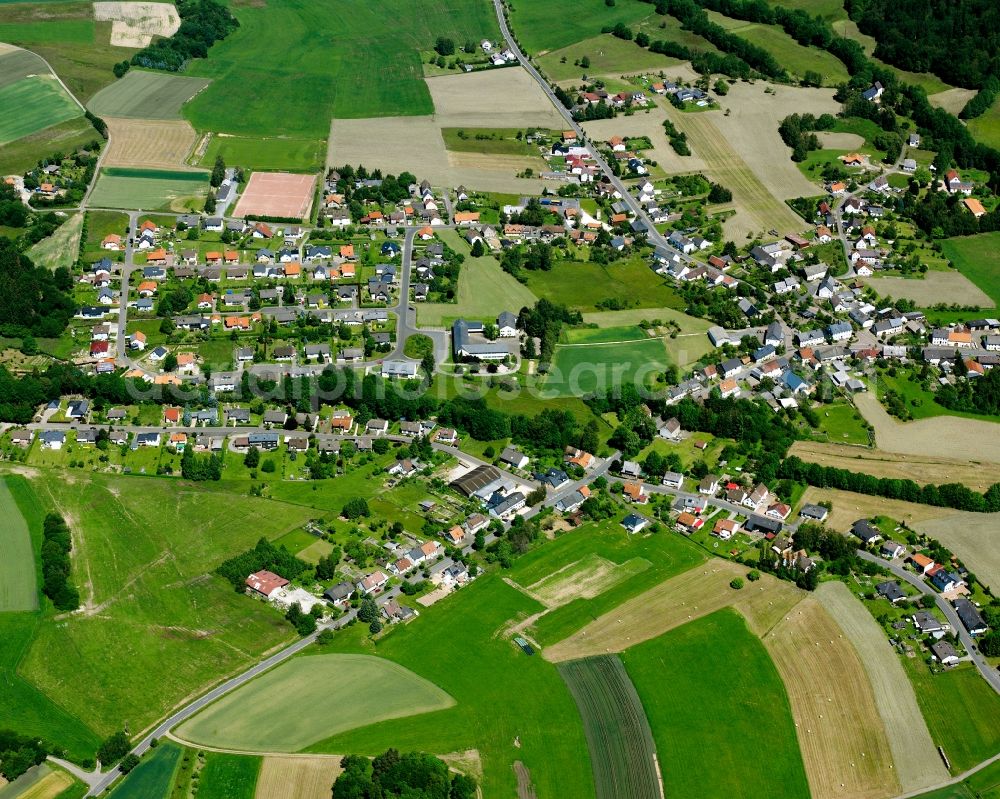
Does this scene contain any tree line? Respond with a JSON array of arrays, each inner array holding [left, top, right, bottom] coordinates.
[[935, 367, 1000, 416], [41, 513, 79, 611], [0, 239, 76, 338], [0, 730, 51, 781], [129, 0, 238, 72]]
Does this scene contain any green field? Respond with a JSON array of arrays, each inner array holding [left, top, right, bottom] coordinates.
[[0, 19, 92, 45], [967, 95, 1000, 150], [177, 654, 456, 752], [196, 752, 261, 799], [87, 70, 212, 120], [89, 168, 209, 211], [199, 133, 327, 172], [0, 477, 38, 611], [623, 609, 811, 799], [539, 33, 685, 81], [510, 0, 654, 54], [28, 212, 83, 270], [509, 519, 705, 646], [0, 74, 81, 145], [811, 402, 871, 445], [182, 0, 499, 137], [705, 10, 850, 85], [107, 742, 182, 799], [12, 471, 316, 739], [523, 256, 684, 313], [544, 337, 671, 396], [903, 658, 1000, 774], [559, 656, 660, 799], [442, 127, 548, 157], [0, 115, 97, 174], [940, 232, 1000, 308], [307, 575, 595, 798], [0, 46, 49, 87], [563, 325, 649, 345], [416, 230, 538, 327]]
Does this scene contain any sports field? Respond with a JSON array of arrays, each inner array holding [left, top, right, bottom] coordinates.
[[559, 656, 660, 799], [543, 559, 803, 662], [0, 477, 39, 611], [107, 741, 182, 799], [762, 596, 899, 799], [0, 74, 81, 145], [198, 752, 261, 799], [623, 609, 810, 799], [200, 134, 327, 172], [89, 167, 209, 211], [523, 256, 685, 313], [176, 654, 455, 752], [87, 70, 211, 119], [232, 171, 316, 219], [182, 0, 499, 137], [544, 337, 671, 397], [255, 756, 343, 799], [816, 582, 947, 794], [940, 232, 1000, 307], [417, 230, 538, 327]]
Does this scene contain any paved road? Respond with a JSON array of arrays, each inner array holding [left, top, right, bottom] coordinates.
[[492, 0, 667, 249], [114, 211, 139, 363], [856, 550, 1000, 695]]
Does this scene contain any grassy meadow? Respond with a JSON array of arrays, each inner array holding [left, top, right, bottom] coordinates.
[[176, 654, 455, 751], [199, 134, 327, 172], [538, 32, 687, 81], [623, 609, 811, 799], [967, 96, 1000, 150], [0, 477, 39, 611], [89, 168, 209, 211], [510, 0, 654, 54], [197, 753, 261, 799], [544, 336, 671, 396], [0, 115, 97, 175], [940, 232, 1000, 307]]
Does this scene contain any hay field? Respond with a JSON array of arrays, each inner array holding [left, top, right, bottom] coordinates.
[[28, 212, 84, 270], [0, 477, 38, 611], [15, 767, 73, 799], [761, 596, 899, 799], [0, 74, 82, 145], [815, 582, 946, 794], [914, 514, 1000, 593], [176, 654, 455, 752], [87, 70, 211, 119], [928, 88, 977, 116], [426, 69, 566, 128], [255, 756, 343, 799], [862, 271, 994, 308], [788, 440, 999, 493], [519, 554, 651, 607], [543, 560, 803, 662], [103, 118, 198, 169], [582, 109, 708, 175], [328, 115, 548, 194], [817, 132, 865, 149], [854, 392, 1000, 464], [93, 2, 180, 47], [88, 167, 208, 211]]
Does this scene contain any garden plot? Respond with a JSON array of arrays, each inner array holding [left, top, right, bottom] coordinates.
[[93, 2, 180, 48], [862, 271, 994, 308], [103, 118, 198, 169]]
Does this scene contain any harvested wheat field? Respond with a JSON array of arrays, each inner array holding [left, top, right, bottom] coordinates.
[[928, 88, 977, 115], [762, 596, 899, 799], [817, 131, 865, 149], [103, 118, 197, 169], [12, 767, 73, 799], [914, 513, 1000, 592], [328, 115, 547, 193], [863, 271, 993, 308], [255, 756, 343, 799], [855, 392, 1000, 463], [426, 68, 566, 128], [799, 486, 950, 531], [93, 1, 180, 47], [789, 440, 1000, 493], [543, 559, 802, 662], [815, 582, 946, 794], [583, 110, 707, 175]]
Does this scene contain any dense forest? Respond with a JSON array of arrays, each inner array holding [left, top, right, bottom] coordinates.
[[846, 0, 1000, 90], [129, 0, 238, 71], [0, 238, 76, 338]]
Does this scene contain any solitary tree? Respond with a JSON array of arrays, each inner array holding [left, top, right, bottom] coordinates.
[[210, 155, 226, 188]]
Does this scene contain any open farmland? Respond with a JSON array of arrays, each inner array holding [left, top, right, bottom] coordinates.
[[538, 33, 684, 82], [200, 134, 326, 172], [939, 232, 1000, 307], [544, 337, 671, 397], [524, 256, 684, 313], [27, 212, 83, 270], [0, 477, 39, 612], [88, 167, 208, 211], [427, 69, 566, 128], [761, 596, 899, 799], [623, 610, 810, 799], [0, 765, 73, 799], [255, 757, 343, 799], [509, 0, 654, 54], [198, 753, 261, 799], [854, 392, 1000, 464], [517, 553, 651, 608], [182, 0, 500, 137], [87, 69, 211, 119], [815, 582, 946, 794], [93, 2, 179, 47], [107, 741, 182, 799], [0, 115, 97, 174], [16, 470, 315, 739], [927, 87, 977, 115], [543, 559, 803, 662], [558, 656, 660, 799], [863, 271, 994, 308], [788, 440, 999, 493], [0, 73, 82, 145], [416, 230, 538, 326], [176, 654, 455, 752], [967, 96, 1000, 150], [232, 171, 316, 219], [103, 119, 198, 169]]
